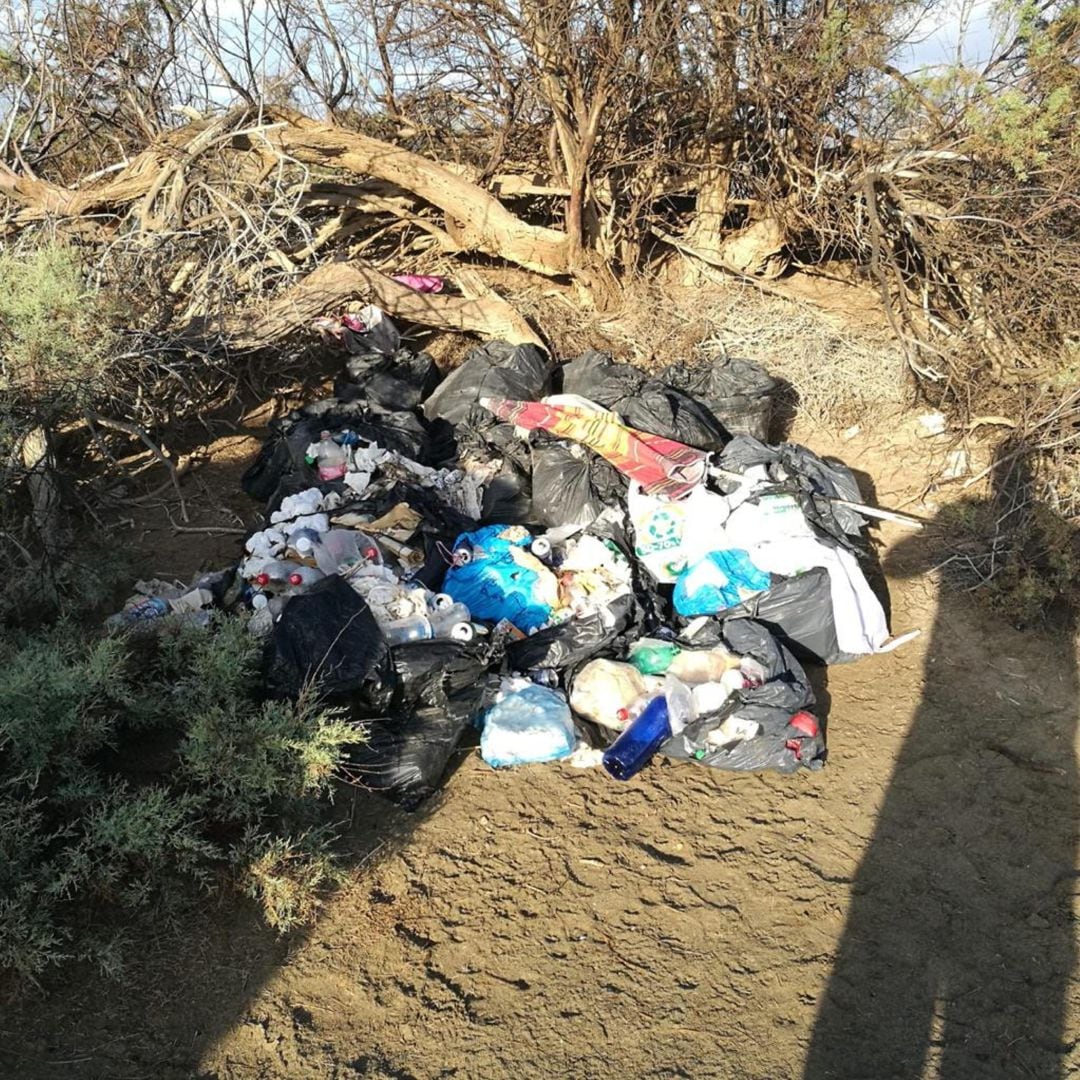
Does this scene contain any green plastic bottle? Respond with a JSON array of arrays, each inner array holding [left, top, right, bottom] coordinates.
[[628, 638, 682, 676]]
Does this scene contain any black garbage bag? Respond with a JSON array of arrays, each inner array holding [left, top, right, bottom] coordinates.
[[529, 437, 626, 530], [666, 704, 825, 773], [263, 576, 388, 701], [335, 348, 441, 412], [423, 342, 554, 425], [507, 590, 635, 672], [670, 616, 814, 712], [453, 408, 534, 525], [479, 458, 533, 525], [335, 309, 402, 356], [327, 480, 477, 592], [559, 350, 728, 451], [346, 638, 503, 808], [662, 357, 778, 442], [393, 636, 505, 706], [717, 435, 866, 545], [688, 567, 851, 666], [345, 694, 477, 810], [661, 617, 824, 773], [349, 635, 504, 717], [241, 398, 435, 507]]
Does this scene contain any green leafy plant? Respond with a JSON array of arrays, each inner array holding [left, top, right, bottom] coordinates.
[[0, 615, 356, 983], [0, 243, 116, 422]]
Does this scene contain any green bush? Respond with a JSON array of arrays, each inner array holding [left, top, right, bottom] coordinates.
[[0, 616, 356, 983], [0, 244, 123, 619], [0, 243, 116, 421]]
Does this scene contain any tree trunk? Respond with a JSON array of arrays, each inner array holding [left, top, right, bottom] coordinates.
[[684, 160, 733, 259], [18, 427, 63, 562], [263, 114, 571, 278]]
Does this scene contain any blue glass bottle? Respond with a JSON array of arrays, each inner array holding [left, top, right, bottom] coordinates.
[[602, 695, 672, 781]]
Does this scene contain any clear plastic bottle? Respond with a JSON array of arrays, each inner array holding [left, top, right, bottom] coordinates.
[[663, 675, 694, 736], [287, 527, 323, 559], [615, 698, 648, 728], [380, 613, 433, 646], [284, 565, 325, 594], [381, 603, 475, 645], [251, 559, 323, 594], [428, 602, 475, 642], [307, 529, 366, 573], [306, 431, 348, 481]]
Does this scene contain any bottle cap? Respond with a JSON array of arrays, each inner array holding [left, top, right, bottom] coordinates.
[[288, 572, 303, 586], [255, 572, 270, 586]]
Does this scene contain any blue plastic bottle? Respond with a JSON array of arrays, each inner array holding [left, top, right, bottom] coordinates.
[[602, 695, 672, 781]]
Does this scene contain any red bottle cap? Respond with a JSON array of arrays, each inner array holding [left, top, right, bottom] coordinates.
[[255, 573, 270, 586], [288, 572, 303, 586], [363, 547, 378, 560], [616, 707, 630, 722]]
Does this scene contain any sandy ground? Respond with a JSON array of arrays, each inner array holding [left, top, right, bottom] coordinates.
[[4, 417, 1079, 1080]]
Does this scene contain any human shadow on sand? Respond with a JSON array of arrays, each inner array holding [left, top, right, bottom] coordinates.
[[804, 439, 1079, 1079]]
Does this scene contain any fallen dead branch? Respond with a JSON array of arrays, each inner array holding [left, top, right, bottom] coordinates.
[[181, 259, 543, 350]]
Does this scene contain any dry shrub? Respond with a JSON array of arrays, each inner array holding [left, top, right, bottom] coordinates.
[[510, 275, 907, 429], [933, 437, 1080, 627]]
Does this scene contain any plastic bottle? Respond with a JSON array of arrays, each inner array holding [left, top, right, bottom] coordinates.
[[250, 559, 323, 594], [667, 645, 741, 684], [306, 431, 347, 481], [248, 593, 285, 636], [428, 602, 475, 642], [663, 675, 694, 736], [614, 698, 647, 728], [287, 527, 323, 558], [381, 604, 475, 645], [283, 565, 325, 594], [628, 638, 682, 676], [602, 694, 672, 781], [307, 529, 375, 574], [380, 613, 433, 646]]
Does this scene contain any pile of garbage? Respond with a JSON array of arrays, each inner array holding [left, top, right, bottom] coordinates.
[[108, 305, 914, 807]]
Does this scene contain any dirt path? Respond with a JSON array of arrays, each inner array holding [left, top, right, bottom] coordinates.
[[5, 422, 1079, 1080]]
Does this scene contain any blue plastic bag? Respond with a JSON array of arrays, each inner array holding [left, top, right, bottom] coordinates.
[[441, 524, 556, 632], [673, 550, 771, 617], [481, 684, 576, 768]]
